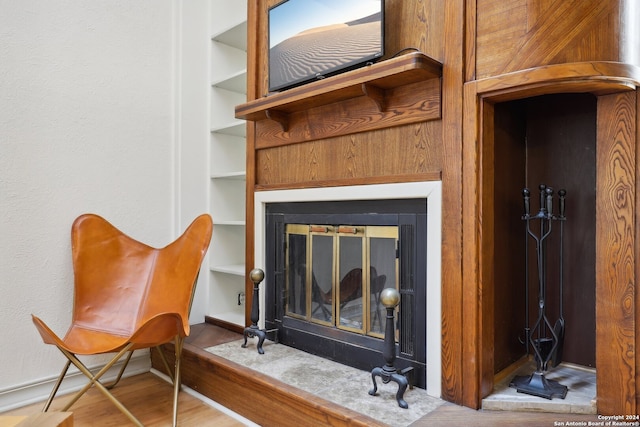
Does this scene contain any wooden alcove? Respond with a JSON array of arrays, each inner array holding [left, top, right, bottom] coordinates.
[[237, 0, 640, 415], [463, 63, 640, 415]]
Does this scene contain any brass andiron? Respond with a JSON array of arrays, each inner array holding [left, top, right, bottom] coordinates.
[[242, 268, 267, 354], [369, 288, 410, 408]]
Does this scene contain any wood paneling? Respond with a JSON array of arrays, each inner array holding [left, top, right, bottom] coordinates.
[[637, 92, 640, 412], [254, 122, 442, 187], [252, 78, 441, 148], [441, 0, 467, 407], [525, 94, 597, 368], [596, 91, 637, 415], [474, 0, 639, 79], [384, 0, 444, 63], [491, 100, 526, 374]]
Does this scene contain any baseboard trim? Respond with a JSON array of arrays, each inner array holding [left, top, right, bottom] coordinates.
[[0, 352, 151, 412]]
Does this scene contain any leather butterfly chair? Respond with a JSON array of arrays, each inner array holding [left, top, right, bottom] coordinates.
[[32, 213, 213, 427]]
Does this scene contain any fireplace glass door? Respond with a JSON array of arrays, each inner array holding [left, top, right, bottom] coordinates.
[[285, 224, 398, 338]]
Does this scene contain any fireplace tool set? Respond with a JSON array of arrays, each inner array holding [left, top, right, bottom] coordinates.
[[509, 184, 568, 399]]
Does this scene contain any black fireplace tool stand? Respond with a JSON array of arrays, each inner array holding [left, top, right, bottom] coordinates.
[[369, 288, 413, 409], [510, 184, 568, 400], [242, 268, 267, 354]]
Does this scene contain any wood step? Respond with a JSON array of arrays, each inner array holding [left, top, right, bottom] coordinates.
[[152, 341, 386, 427]]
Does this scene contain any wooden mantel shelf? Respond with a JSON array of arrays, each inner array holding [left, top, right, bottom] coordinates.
[[235, 52, 442, 131]]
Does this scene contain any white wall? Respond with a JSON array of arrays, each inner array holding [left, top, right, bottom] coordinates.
[[0, 0, 210, 409], [174, 0, 211, 323]]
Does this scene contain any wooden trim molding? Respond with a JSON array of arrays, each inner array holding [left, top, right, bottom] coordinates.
[[473, 62, 640, 102], [439, 0, 467, 407], [253, 172, 442, 192]]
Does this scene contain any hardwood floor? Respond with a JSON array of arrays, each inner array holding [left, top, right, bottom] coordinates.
[[1, 324, 247, 426], [1, 373, 246, 426], [2, 323, 605, 426], [413, 403, 602, 426]]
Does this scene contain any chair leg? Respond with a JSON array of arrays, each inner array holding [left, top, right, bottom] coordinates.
[[155, 344, 175, 383], [56, 344, 143, 427], [105, 350, 134, 390], [172, 335, 185, 427], [42, 360, 71, 412]]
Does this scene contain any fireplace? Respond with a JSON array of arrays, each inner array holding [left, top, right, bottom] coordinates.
[[254, 182, 442, 397]]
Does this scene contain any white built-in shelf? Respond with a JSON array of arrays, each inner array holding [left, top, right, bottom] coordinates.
[[211, 264, 245, 276], [212, 21, 247, 51], [211, 87, 247, 130], [211, 122, 245, 137], [216, 220, 245, 226], [212, 71, 247, 93], [209, 0, 247, 328], [211, 171, 246, 180], [210, 38, 246, 92]]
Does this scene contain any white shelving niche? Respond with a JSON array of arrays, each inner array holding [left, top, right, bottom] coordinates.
[[209, 0, 247, 328]]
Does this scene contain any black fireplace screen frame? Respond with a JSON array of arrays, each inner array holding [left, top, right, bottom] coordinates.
[[264, 199, 428, 389]]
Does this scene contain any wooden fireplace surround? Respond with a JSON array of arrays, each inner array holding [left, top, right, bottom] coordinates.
[[237, 0, 640, 415]]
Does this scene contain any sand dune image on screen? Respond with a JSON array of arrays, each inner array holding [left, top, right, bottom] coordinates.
[[269, 13, 381, 91]]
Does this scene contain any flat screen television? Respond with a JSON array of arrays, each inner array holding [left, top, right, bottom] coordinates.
[[268, 0, 384, 93]]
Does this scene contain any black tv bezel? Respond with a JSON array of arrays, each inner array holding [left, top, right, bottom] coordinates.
[[267, 0, 385, 93]]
